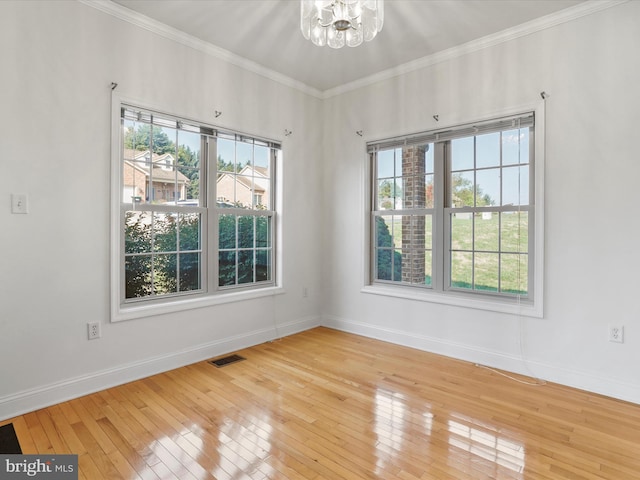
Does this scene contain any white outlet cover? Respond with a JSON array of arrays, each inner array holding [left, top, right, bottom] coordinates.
[[609, 325, 624, 343], [11, 194, 28, 214]]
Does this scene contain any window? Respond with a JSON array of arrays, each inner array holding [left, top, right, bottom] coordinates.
[[114, 105, 279, 317], [369, 112, 537, 307]]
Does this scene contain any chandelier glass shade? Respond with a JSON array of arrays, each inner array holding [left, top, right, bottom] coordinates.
[[300, 0, 384, 48]]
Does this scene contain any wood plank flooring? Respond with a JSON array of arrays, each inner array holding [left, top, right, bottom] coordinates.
[[2, 327, 640, 479]]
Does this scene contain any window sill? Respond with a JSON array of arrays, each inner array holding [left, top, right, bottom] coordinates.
[[112, 286, 285, 323], [361, 284, 543, 318]]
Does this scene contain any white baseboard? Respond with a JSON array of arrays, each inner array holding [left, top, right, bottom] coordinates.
[[0, 316, 321, 421], [322, 315, 640, 405]]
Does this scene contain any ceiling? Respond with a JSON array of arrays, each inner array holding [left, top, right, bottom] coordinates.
[[111, 0, 585, 93]]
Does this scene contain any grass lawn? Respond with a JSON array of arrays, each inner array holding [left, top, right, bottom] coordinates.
[[381, 212, 528, 294]]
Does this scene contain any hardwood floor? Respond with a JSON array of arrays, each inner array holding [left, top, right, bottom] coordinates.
[[2, 327, 640, 479]]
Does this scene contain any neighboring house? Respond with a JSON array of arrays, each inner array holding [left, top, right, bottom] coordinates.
[[123, 149, 190, 203], [216, 165, 268, 208]]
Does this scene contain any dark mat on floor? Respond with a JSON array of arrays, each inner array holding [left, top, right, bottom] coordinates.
[[0, 423, 22, 454]]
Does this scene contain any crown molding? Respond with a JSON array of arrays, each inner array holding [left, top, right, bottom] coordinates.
[[321, 0, 629, 99], [79, 0, 325, 99], [81, 0, 626, 100]]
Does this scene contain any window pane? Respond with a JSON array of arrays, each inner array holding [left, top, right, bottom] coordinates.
[[218, 138, 236, 172], [254, 145, 270, 174], [474, 212, 498, 252], [394, 178, 405, 210], [154, 213, 177, 252], [151, 164, 180, 204], [256, 216, 271, 248], [424, 250, 432, 287], [376, 249, 393, 281], [451, 137, 474, 171], [476, 168, 499, 206], [256, 250, 271, 282], [476, 132, 500, 168], [235, 175, 254, 209], [123, 118, 150, 150], [238, 216, 254, 248], [400, 215, 427, 284], [236, 142, 252, 171], [402, 174, 426, 209], [179, 213, 201, 251], [177, 131, 200, 166], [451, 171, 474, 207], [425, 175, 434, 208], [424, 143, 434, 174], [407, 249, 430, 286], [216, 172, 235, 206], [474, 253, 499, 292], [394, 148, 403, 177], [253, 172, 270, 210], [125, 255, 152, 298], [219, 214, 236, 249], [501, 254, 528, 294], [451, 213, 472, 250], [501, 212, 528, 253], [154, 253, 178, 295], [451, 251, 473, 289], [376, 216, 395, 248], [238, 250, 254, 284], [502, 128, 529, 166], [377, 179, 396, 210], [219, 251, 236, 286], [122, 117, 152, 205], [377, 149, 395, 179], [502, 166, 529, 206], [425, 214, 433, 250], [122, 159, 148, 204], [155, 125, 176, 156], [178, 166, 200, 203], [179, 253, 200, 291], [125, 211, 152, 254], [393, 249, 403, 282], [176, 131, 200, 203]]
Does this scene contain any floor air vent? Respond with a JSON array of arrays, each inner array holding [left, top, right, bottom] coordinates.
[[209, 354, 246, 367]]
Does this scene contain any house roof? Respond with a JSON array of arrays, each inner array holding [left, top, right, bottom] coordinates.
[[217, 172, 266, 194], [123, 149, 190, 184], [235, 175, 265, 193]]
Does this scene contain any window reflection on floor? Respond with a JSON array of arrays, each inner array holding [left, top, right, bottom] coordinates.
[[374, 388, 435, 474], [448, 419, 525, 473]]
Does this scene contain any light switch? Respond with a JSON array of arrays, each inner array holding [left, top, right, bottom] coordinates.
[[11, 194, 28, 214]]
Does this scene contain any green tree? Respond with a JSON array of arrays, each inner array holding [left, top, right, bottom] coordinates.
[[124, 212, 201, 298], [378, 180, 404, 209], [217, 155, 250, 174], [376, 217, 402, 281], [178, 145, 199, 199], [452, 174, 494, 207], [124, 124, 174, 155]]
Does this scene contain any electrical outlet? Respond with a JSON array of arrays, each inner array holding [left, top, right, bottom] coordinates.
[[11, 193, 28, 214], [88, 322, 101, 340], [608, 325, 624, 343]]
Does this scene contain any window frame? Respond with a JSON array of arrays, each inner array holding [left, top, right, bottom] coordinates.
[[364, 105, 544, 318], [110, 96, 282, 322]]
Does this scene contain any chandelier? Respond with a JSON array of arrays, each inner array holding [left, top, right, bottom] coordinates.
[[300, 0, 384, 49]]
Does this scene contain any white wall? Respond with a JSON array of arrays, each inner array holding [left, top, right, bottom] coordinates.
[[322, 1, 640, 403], [0, 0, 323, 419]]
